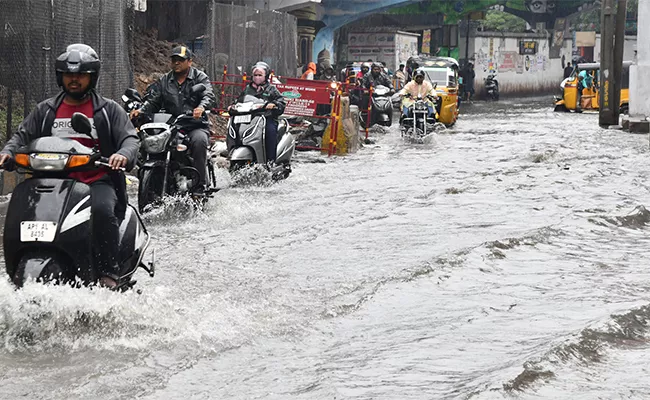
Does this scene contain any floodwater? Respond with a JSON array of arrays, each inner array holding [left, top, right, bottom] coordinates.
[[1, 97, 650, 399]]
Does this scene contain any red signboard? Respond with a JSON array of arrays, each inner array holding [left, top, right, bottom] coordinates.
[[275, 77, 333, 117]]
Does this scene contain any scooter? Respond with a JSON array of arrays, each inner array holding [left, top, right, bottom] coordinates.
[[4, 113, 154, 290], [360, 85, 393, 128], [128, 85, 220, 212], [226, 95, 295, 180], [485, 73, 499, 101], [400, 93, 438, 143]]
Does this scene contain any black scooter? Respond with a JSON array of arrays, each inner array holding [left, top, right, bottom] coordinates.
[[485, 73, 499, 101], [3, 113, 154, 290], [360, 85, 394, 128]]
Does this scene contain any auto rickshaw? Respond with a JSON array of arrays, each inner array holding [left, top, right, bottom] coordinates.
[[406, 56, 460, 126], [554, 61, 631, 113]]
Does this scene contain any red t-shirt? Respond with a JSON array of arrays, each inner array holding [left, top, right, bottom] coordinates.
[[52, 99, 106, 184]]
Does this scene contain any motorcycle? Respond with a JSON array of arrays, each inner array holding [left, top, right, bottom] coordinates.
[[132, 85, 219, 212], [485, 73, 499, 101], [360, 85, 393, 128], [226, 95, 295, 180], [400, 93, 438, 143], [3, 113, 154, 290]]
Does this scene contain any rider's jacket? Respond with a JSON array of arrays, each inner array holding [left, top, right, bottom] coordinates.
[[362, 73, 394, 91], [141, 66, 216, 121], [399, 80, 437, 99], [236, 82, 287, 118], [0, 90, 140, 216]]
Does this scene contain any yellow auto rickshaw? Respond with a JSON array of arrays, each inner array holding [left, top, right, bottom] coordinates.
[[406, 56, 460, 126], [554, 61, 631, 113]]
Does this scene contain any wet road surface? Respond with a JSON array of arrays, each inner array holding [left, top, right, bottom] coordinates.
[[1, 97, 650, 399]]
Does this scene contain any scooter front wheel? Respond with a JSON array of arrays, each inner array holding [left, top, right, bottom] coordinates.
[[138, 167, 166, 213]]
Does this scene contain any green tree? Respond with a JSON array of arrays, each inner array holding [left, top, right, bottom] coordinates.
[[481, 9, 527, 32]]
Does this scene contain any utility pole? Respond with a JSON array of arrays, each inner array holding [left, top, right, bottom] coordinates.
[[599, 0, 617, 126], [611, 0, 628, 123]]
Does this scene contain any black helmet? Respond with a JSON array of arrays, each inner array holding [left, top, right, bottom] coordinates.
[[414, 69, 425, 79], [55, 44, 101, 97]]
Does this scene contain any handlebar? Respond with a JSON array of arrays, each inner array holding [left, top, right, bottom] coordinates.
[[95, 157, 126, 172]]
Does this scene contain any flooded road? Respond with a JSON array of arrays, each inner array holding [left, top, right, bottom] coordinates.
[[2, 97, 650, 399]]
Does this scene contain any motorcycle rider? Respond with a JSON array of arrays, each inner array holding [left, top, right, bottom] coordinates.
[[0, 43, 140, 289], [130, 46, 216, 195], [362, 62, 395, 92], [398, 68, 437, 119], [230, 61, 286, 163], [356, 62, 370, 81]]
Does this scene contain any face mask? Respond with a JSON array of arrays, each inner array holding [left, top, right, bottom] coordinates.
[[253, 75, 265, 85]]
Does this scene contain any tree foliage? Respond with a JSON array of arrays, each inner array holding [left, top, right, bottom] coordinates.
[[481, 9, 526, 32], [572, 0, 638, 34]]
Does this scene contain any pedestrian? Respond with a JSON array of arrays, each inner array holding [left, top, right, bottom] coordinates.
[[301, 62, 316, 80], [464, 62, 475, 101], [564, 62, 572, 79], [395, 64, 406, 89]]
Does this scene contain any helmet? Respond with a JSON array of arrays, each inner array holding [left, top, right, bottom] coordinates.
[[252, 61, 270, 77], [414, 69, 425, 79], [55, 44, 101, 97], [361, 62, 370, 71]]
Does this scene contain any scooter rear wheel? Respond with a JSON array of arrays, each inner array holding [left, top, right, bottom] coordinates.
[[13, 253, 67, 288]]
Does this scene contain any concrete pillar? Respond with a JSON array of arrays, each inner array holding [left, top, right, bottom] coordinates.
[[630, 1, 650, 118]]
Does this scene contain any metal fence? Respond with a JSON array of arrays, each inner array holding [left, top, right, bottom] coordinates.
[[205, 1, 298, 81], [0, 0, 134, 142]]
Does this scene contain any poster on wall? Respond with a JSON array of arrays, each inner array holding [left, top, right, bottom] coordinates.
[[422, 30, 431, 54], [498, 52, 517, 73]]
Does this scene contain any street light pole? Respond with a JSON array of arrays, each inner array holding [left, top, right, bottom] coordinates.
[[599, 0, 617, 126], [611, 0, 628, 123]]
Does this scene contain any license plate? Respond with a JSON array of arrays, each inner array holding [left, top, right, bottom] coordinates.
[[234, 115, 251, 124], [20, 221, 57, 242]]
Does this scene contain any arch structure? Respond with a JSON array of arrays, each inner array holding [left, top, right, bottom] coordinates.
[[312, 0, 595, 61]]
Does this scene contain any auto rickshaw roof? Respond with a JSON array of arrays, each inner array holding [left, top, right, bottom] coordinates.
[[577, 61, 633, 71], [407, 56, 459, 69]]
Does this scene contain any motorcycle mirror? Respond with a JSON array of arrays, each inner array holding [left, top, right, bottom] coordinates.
[[71, 112, 93, 137], [191, 84, 206, 95], [433, 83, 438, 89], [124, 88, 142, 101]]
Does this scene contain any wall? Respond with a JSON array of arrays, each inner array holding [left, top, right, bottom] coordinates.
[[460, 32, 573, 97], [594, 34, 637, 63]]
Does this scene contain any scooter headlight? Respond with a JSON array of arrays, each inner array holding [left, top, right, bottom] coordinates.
[[142, 130, 172, 154], [29, 153, 70, 171]]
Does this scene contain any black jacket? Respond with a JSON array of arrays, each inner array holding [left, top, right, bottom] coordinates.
[[237, 82, 286, 118], [141, 67, 216, 118], [362, 73, 394, 91], [1, 90, 140, 216]]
